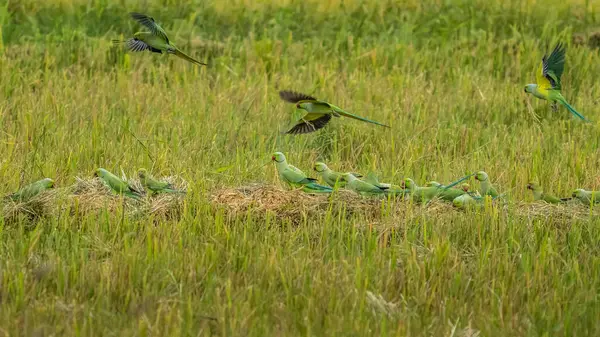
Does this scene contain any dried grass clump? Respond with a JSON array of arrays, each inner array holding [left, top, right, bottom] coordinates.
[[514, 201, 597, 223], [1, 189, 63, 226], [210, 183, 405, 223]]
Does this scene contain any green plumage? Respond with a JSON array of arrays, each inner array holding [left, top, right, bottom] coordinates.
[[6, 178, 54, 202], [527, 183, 570, 204], [113, 12, 206, 66], [95, 168, 143, 199], [279, 90, 390, 134], [138, 169, 185, 195], [272, 153, 332, 194]]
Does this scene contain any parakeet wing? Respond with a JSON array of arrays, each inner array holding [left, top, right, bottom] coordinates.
[[125, 38, 151, 52], [279, 90, 317, 103], [282, 167, 313, 184], [130, 12, 170, 43], [536, 43, 565, 90], [286, 114, 332, 134]]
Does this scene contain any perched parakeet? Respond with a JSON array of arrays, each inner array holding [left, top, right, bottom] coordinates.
[[138, 168, 185, 195], [94, 168, 143, 199], [474, 171, 499, 198], [340, 173, 393, 196], [527, 182, 570, 204], [524, 43, 587, 121], [278, 90, 390, 134], [6, 178, 54, 202], [313, 162, 361, 188], [572, 189, 600, 205], [402, 178, 440, 202], [424, 180, 468, 202], [113, 12, 206, 66], [272, 152, 332, 193], [453, 194, 485, 209]]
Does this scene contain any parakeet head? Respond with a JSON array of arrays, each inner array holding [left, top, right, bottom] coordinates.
[[138, 168, 148, 179], [572, 189, 586, 198], [474, 171, 488, 181], [453, 197, 464, 208], [314, 162, 329, 172], [272, 152, 286, 163], [402, 178, 415, 189], [460, 183, 470, 192], [94, 168, 106, 178], [526, 182, 541, 191], [41, 178, 55, 188], [524, 84, 536, 94]]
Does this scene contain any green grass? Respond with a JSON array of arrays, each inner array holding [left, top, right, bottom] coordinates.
[[1, 0, 600, 335]]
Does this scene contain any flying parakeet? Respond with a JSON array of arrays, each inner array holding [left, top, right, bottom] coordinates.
[[138, 168, 186, 195], [113, 12, 206, 66], [474, 171, 499, 198], [6, 178, 54, 202], [278, 90, 390, 134], [272, 152, 332, 193], [572, 188, 600, 205], [524, 43, 587, 121], [526, 182, 570, 204], [94, 168, 143, 199]]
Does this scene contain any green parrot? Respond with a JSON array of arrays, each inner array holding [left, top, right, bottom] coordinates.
[[572, 189, 600, 205], [272, 152, 332, 193], [474, 171, 499, 198], [527, 182, 570, 204], [278, 90, 390, 134], [402, 178, 440, 202], [362, 171, 395, 189], [453, 194, 485, 209], [6, 178, 54, 202], [524, 43, 587, 121], [313, 162, 362, 188], [425, 180, 467, 202], [138, 168, 186, 195], [113, 12, 206, 66], [94, 168, 143, 199], [340, 173, 396, 197]]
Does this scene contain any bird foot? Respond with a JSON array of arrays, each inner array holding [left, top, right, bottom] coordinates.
[[551, 103, 558, 112]]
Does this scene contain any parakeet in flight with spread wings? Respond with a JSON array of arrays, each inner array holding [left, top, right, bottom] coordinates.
[[524, 43, 587, 121], [113, 12, 206, 66], [278, 90, 390, 134]]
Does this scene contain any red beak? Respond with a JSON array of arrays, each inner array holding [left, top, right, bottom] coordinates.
[[271, 156, 276, 161]]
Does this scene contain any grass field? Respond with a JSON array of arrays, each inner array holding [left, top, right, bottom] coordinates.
[[2, 0, 600, 335]]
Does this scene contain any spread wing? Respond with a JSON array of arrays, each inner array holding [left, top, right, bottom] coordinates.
[[125, 38, 151, 52], [286, 114, 332, 134], [279, 90, 317, 103], [130, 12, 170, 43], [536, 43, 565, 90]]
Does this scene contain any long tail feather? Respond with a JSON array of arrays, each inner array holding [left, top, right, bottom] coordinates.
[[557, 97, 588, 122], [172, 49, 207, 66], [334, 108, 390, 128]]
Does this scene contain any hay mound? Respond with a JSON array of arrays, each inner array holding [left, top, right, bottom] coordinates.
[[210, 183, 384, 222], [514, 201, 597, 222], [1, 189, 63, 226]]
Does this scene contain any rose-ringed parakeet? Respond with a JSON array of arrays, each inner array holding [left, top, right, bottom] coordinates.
[[572, 189, 600, 205], [6, 178, 54, 202], [526, 182, 570, 204], [474, 171, 499, 198], [313, 162, 362, 188], [138, 168, 186, 195], [272, 152, 332, 194], [94, 168, 143, 199], [278, 90, 390, 134], [524, 43, 587, 121], [113, 12, 206, 66]]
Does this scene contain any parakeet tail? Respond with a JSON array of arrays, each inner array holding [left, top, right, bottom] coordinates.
[[557, 97, 588, 122]]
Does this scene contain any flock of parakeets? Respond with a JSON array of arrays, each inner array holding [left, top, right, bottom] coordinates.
[[3, 13, 596, 210], [4, 168, 184, 204], [271, 152, 600, 208]]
